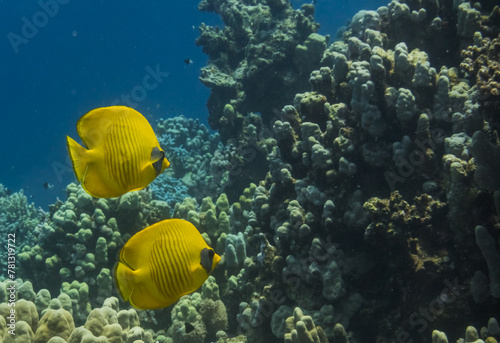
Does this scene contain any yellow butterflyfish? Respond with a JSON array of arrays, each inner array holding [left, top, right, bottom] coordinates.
[[66, 106, 170, 198], [113, 219, 221, 310]]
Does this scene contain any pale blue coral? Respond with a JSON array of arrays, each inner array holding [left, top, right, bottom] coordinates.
[[152, 116, 227, 206], [0, 184, 44, 275]]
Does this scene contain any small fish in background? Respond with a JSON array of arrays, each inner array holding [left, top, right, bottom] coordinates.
[[184, 58, 193, 65], [185, 323, 194, 334], [113, 219, 221, 310], [43, 182, 53, 190], [66, 106, 170, 198]]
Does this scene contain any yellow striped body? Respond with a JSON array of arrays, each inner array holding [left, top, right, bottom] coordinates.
[[114, 219, 221, 310], [66, 106, 170, 198]]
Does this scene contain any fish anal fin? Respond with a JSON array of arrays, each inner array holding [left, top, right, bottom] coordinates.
[[129, 282, 172, 310], [79, 162, 122, 198], [113, 261, 136, 303]]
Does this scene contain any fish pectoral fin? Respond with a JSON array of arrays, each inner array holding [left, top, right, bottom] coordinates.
[[66, 136, 89, 182]]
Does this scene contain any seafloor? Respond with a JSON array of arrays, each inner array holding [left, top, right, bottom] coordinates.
[[1, 0, 499, 342]]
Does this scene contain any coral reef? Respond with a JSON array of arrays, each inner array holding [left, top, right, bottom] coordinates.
[[283, 307, 328, 343], [197, 0, 322, 140], [0, 280, 230, 343], [153, 116, 225, 206], [432, 317, 500, 343], [475, 225, 500, 298], [190, 0, 500, 341], [0, 185, 45, 275], [13, 182, 171, 312]]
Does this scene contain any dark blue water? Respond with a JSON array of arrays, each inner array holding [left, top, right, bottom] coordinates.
[[0, 0, 388, 209]]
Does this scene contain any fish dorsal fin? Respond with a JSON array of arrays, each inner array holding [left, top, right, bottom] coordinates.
[[77, 106, 137, 149]]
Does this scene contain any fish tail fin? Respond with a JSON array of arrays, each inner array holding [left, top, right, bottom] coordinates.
[[113, 261, 135, 303], [66, 136, 88, 181]]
